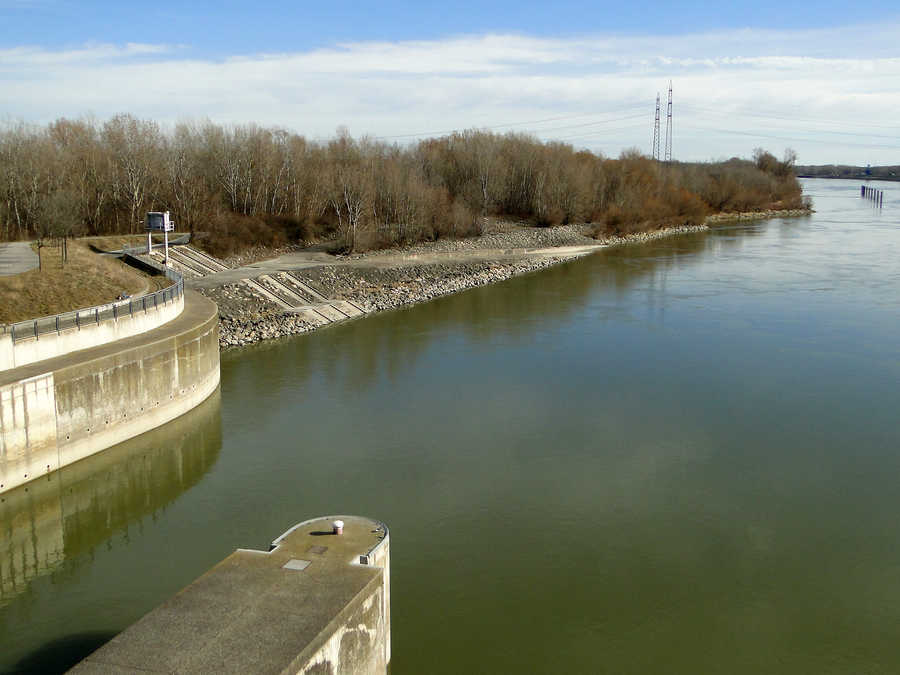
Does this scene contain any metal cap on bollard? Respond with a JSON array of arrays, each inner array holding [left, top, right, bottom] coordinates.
[[333, 520, 344, 535]]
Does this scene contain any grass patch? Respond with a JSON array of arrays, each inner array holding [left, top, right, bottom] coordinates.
[[0, 240, 167, 324]]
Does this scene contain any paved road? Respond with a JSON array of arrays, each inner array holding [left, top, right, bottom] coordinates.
[[0, 242, 38, 276]]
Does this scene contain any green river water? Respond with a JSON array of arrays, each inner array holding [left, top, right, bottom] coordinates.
[[1, 178, 899, 673]]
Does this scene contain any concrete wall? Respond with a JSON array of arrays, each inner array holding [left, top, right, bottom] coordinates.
[[0, 292, 219, 494], [1, 390, 221, 605], [296, 529, 391, 675], [0, 291, 184, 371], [72, 516, 390, 675]]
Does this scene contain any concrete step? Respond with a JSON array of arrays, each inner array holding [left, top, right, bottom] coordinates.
[[275, 273, 319, 304], [285, 273, 328, 302], [150, 252, 202, 279], [168, 249, 219, 276], [241, 278, 292, 309], [311, 303, 348, 322], [176, 246, 229, 273], [291, 307, 333, 327], [258, 274, 305, 307], [333, 300, 365, 317]]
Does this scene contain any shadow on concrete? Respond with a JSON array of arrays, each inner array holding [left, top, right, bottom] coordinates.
[[5, 632, 116, 674]]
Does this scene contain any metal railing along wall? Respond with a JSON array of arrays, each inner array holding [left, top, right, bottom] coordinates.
[[2, 268, 184, 343]]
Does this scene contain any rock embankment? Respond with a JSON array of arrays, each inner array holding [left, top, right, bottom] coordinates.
[[705, 208, 811, 224], [197, 283, 316, 347], [353, 222, 596, 258], [304, 257, 569, 314], [200, 211, 803, 350]]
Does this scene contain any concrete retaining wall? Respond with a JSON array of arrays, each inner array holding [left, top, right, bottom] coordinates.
[[1, 390, 222, 606], [0, 291, 184, 371], [0, 292, 219, 494]]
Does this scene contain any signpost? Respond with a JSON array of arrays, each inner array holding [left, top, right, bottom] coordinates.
[[145, 211, 175, 265]]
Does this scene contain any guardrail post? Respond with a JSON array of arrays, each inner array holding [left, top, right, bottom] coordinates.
[[95, 308, 99, 325], [129, 300, 133, 316], [76, 312, 79, 329], [56, 315, 59, 333], [114, 304, 118, 321], [34, 319, 38, 339]]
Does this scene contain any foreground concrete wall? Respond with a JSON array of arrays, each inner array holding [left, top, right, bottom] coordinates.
[[0, 292, 184, 371], [72, 516, 391, 675], [0, 292, 219, 494]]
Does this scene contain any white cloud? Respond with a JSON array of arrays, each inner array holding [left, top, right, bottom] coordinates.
[[1, 24, 899, 164]]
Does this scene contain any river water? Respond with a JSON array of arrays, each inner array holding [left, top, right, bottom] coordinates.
[[1, 178, 898, 673]]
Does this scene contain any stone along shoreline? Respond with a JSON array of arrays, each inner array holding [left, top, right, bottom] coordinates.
[[198, 210, 810, 349]]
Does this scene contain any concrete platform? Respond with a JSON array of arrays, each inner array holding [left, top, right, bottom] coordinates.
[[70, 516, 391, 675]]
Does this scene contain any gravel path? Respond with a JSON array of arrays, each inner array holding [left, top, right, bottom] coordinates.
[[0, 242, 38, 276]]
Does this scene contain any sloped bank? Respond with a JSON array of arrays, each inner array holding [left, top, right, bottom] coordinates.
[[203, 211, 809, 349], [202, 223, 711, 348]]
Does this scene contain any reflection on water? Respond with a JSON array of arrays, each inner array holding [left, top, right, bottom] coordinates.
[[225, 232, 714, 395], [0, 390, 221, 607]]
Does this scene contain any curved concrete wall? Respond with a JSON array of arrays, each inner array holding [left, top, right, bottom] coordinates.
[[0, 291, 184, 371], [0, 291, 219, 494]]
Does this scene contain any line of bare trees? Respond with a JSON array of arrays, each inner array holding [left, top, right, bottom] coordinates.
[[0, 114, 804, 256]]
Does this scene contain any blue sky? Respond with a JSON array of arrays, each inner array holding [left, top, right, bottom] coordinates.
[[3, 0, 900, 163]]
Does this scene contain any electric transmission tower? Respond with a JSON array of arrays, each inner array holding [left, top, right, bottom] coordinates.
[[652, 93, 661, 161], [664, 81, 673, 163]]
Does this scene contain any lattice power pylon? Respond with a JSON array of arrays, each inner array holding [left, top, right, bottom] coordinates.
[[652, 93, 661, 161], [664, 81, 673, 163]]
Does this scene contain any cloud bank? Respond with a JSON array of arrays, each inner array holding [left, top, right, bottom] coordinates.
[[2, 23, 899, 164]]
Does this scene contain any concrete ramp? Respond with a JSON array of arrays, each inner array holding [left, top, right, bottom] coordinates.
[[334, 300, 365, 317], [167, 248, 220, 276], [285, 272, 329, 302], [310, 303, 349, 322], [242, 278, 292, 309], [291, 308, 334, 327], [179, 246, 229, 272], [258, 274, 307, 307]]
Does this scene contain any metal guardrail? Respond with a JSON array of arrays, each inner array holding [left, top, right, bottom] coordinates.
[[2, 264, 184, 343]]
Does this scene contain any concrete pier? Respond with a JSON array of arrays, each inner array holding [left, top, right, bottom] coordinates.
[[70, 515, 391, 675]]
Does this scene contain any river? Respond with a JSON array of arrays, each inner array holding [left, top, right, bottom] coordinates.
[[1, 178, 898, 673]]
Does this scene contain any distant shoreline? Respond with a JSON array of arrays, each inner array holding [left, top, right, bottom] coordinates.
[[797, 175, 900, 182]]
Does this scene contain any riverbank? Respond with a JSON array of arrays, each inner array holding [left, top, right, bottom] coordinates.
[[199, 209, 809, 349]]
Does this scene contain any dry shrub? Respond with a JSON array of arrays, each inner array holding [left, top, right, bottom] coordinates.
[[201, 213, 285, 258]]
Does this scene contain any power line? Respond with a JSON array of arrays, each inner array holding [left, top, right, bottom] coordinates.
[[664, 81, 673, 163], [555, 124, 648, 142], [652, 93, 661, 160], [678, 123, 900, 150], [679, 103, 900, 133], [370, 103, 647, 141]]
